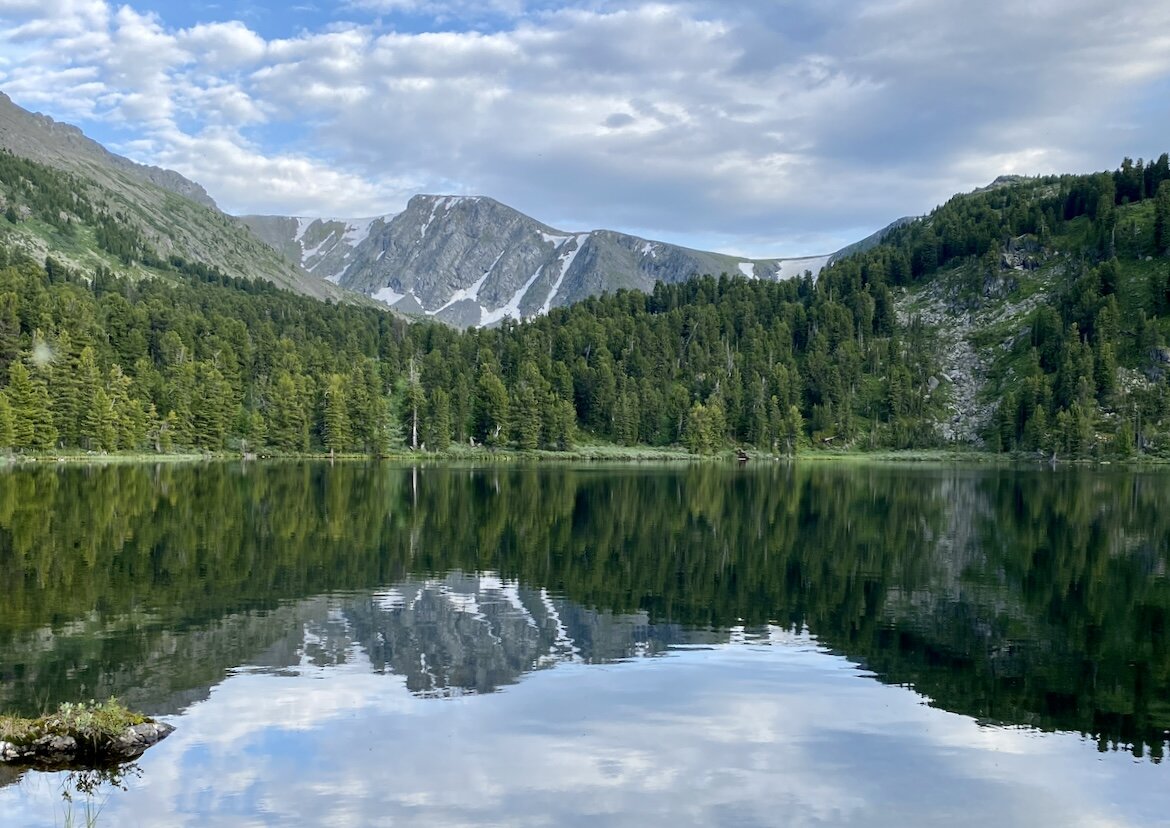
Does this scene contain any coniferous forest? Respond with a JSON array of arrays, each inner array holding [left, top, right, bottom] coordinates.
[[1, 147, 1169, 458]]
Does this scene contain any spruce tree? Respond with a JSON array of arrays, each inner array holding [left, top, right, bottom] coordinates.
[[0, 390, 13, 450], [1155, 180, 1170, 255], [324, 373, 352, 453], [427, 388, 452, 452], [7, 360, 57, 451]]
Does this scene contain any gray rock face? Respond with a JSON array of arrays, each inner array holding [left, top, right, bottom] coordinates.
[[248, 194, 835, 328], [239, 215, 390, 285]]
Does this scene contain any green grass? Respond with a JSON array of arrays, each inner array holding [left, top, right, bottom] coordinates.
[[0, 699, 148, 750]]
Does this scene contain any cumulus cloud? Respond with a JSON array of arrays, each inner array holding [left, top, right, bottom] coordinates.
[[0, 0, 1168, 254]]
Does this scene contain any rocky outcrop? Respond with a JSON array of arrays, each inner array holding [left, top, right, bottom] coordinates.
[[239, 215, 390, 285], [0, 721, 173, 769]]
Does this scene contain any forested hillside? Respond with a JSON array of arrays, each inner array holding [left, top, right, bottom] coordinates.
[[0, 148, 1167, 458]]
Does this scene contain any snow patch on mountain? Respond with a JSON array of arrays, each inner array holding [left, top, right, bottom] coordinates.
[[482, 266, 543, 326], [342, 217, 378, 248], [738, 261, 756, 279], [374, 286, 407, 306], [433, 270, 490, 315], [540, 234, 588, 316], [775, 255, 831, 281]]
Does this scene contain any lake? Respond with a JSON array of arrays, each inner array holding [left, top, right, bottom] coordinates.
[[0, 461, 1168, 826]]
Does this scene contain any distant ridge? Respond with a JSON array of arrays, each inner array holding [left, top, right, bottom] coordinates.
[[243, 195, 836, 328]]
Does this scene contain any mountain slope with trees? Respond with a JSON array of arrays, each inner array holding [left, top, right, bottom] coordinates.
[[0, 94, 345, 301], [0, 146, 1167, 459]]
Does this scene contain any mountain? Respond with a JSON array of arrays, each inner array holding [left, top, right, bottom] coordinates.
[[241, 196, 834, 328], [0, 93, 217, 210], [0, 92, 346, 301], [830, 216, 914, 260], [240, 214, 388, 286]]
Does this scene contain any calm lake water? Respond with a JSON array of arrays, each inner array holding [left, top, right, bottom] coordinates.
[[0, 461, 1168, 826]]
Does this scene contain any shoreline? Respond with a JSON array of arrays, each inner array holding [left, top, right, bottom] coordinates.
[[0, 445, 1167, 468]]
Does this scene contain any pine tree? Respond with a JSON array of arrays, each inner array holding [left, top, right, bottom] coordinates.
[[684, 402, 711, 454], [324, 373, 352, 453], [8, 360, 57, 451], [0, 293, 21, 378], [158, 411, 178, 453], [1115, 416, 1136, 459], [427, 387, 452, 452], [269, 371, 309, 452], [766, 396, 783, 453], [191, 362, 233, 450], [91, 388, 117, 451], [77, 347, 105, 448], [107, 364, 145, 450], [784, 405, 804, 456], [475, 366, 510, 446], [247, 409, 267, 449], [165, 360, 196, 448], [0, 390, 13, 450], [550, 398, 576, 450], [1155, 180, 1170, 256]]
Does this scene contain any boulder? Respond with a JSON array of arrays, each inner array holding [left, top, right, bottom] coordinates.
[[0, 721, 174, 769]]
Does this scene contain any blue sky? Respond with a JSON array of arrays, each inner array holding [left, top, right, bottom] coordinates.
[[1, 0, 1169, 257]]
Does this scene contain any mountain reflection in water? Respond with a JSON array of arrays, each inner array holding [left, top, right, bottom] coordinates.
[[1, 461, 1168, 762]]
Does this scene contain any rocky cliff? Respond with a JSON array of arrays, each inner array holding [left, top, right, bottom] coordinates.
[[244, 195, 834, 327]]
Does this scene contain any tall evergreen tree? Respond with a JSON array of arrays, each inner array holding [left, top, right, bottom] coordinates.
[[427, 387, 452, 452], [7, 359, 57, 451], [1155, 180, 1170, 256], [0, 390, 13, 450], [324, 373, 352, 453]]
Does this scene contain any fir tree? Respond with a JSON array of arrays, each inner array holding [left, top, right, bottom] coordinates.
[[0, 390, 13, 450], [324, 373, 352, 453], [7, 360, 57, 451]]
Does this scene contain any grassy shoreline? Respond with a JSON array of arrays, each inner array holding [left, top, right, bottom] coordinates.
[[0, 444, 1167, 467]]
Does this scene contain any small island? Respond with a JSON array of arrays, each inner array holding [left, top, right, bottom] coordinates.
[[0, 699, 173, 770]]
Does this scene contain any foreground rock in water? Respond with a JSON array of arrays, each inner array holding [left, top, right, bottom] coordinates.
[[0, 701, 175, 770], [0, 721, 174, 768]]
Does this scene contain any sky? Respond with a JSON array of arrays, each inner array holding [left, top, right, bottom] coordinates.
[[0, 1, 1168, 258]]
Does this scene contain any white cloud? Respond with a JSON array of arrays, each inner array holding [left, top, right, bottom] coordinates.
[[1, 0, 1169, 255], [177, 21, 268, 71], [0, 640, 1161, 827]]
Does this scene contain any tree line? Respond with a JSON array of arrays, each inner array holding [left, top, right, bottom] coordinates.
[[0, 149, 1169, 456], [3, 462, 1167, 758]]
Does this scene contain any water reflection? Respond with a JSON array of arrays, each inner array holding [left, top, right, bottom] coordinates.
[[8, 635, 1167, 828], [1, 461, 1169, 761]]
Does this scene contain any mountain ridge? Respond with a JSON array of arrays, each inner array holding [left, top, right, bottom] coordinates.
[[0, 92, 217, 210], [0, 91, 348, 301], [242, 194, 836, 328]]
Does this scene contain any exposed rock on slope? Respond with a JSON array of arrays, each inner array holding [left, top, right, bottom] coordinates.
[[245, 194, 835, 327], [241, 214, 388, 285], [895, 238, 1055, 445], [0, 92, 217, 209]]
